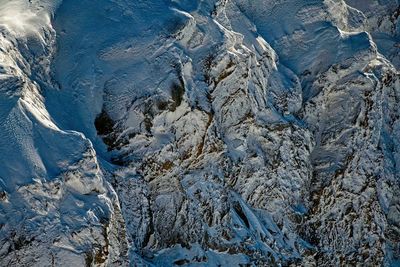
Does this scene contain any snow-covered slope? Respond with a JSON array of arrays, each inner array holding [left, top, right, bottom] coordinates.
[[0, 0, 399, 266], [0, 1, 127, 266]]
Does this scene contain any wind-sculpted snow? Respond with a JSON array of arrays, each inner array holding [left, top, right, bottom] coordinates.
[[0, 0, 399, 266]]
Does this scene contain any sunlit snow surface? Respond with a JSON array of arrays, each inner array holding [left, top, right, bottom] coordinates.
[[0, 0, 399, 266]]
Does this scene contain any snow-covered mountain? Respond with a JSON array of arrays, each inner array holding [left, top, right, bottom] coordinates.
[[0, 0, 399, 266]]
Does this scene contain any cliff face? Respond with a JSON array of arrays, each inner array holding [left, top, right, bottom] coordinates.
[[0, 0, 399, 266]]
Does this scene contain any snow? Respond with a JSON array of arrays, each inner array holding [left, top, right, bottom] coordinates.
[[0, 0, 399, 266]]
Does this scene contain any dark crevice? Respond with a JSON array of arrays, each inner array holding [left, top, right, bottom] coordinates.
[[233, 202, 250, 228], [95, 109, 114, 136]]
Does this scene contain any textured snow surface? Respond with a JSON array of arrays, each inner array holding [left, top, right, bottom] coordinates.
[[0, 0, 399, 266]]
